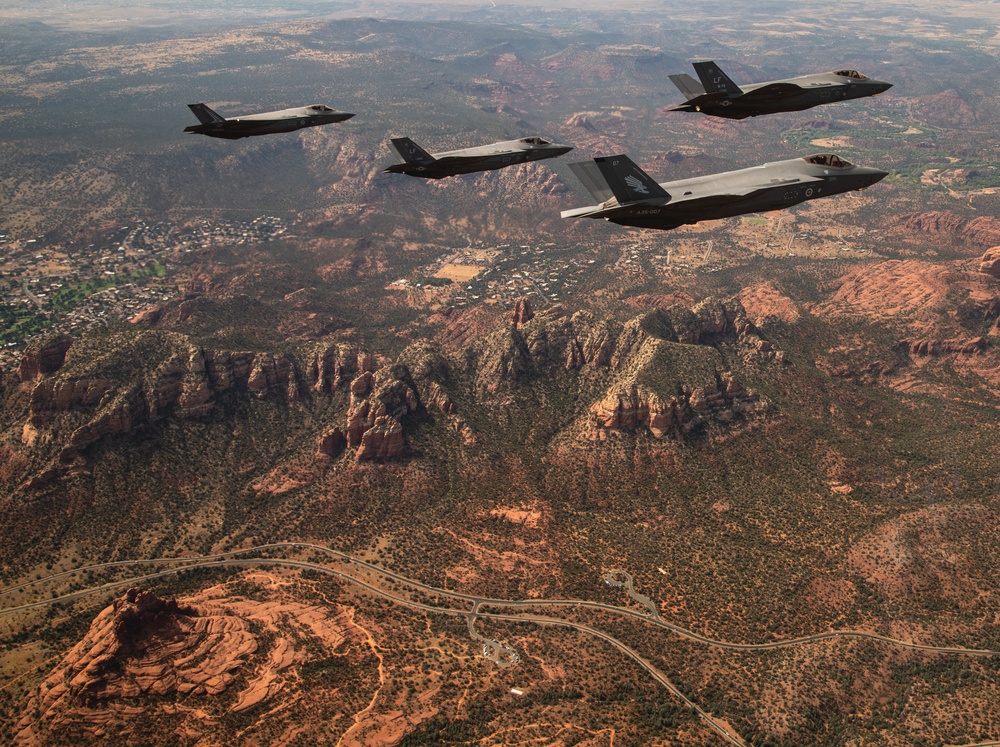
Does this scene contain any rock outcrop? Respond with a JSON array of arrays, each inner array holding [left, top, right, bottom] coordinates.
[[18, 579, 377, 744], [899, 212, 1000, 248], [18, 334, 73, 382], [980, 247, 1000, 279], [18, 297, 775, 479], [586, 340, 764, 441], [903, 337, 986, 357], [511, 297, 535, 328], [470, 296, 774, 396], [346, 366, 419, 461], [20, 334, 395, 480], [19, 588, 254, 742]]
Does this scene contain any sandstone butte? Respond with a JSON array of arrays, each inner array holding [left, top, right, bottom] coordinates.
[[17, 583, 370, 744]]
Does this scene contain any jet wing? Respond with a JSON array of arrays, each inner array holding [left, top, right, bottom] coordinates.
[[738, 82, 804, 100]]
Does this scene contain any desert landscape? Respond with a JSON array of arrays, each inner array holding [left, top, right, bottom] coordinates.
[[2, 0, 1000, 745]]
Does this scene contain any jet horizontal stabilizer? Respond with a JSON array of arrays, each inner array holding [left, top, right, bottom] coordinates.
[[668, 73, 706, 100], [568, 160, 617, 204]]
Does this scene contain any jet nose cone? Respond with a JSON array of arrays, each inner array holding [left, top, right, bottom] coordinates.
[[554, 145, 574, 157], [856, 166, 889, 188]]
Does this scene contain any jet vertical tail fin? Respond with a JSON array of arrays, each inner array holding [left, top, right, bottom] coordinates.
[[187, 103, 226, 125], [593, 155, 670, 204], [692, 61, 743, 95], [389, 137, 436, 163], [668, 73, 706, 100]]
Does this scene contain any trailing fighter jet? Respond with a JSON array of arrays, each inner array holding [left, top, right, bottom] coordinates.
[[668, 61, 892, 119], [561, 153, 887, 231], [184, 103, 354, 139], [383, 136, 573, 179]]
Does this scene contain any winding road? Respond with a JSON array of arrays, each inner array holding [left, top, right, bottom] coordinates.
[[3, 542, 998, 746]]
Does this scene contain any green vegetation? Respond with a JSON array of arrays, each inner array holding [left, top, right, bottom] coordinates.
[[47, 261, 167, 311], [0, 303, 52, 346], [416, 276, 452, 287]]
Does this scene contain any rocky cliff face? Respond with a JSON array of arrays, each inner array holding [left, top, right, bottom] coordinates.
[[17, 334, 73, 383], [588, 368, 761, 441], [903, 337, 986, 357], [980, 246, 1000, 279], [899, 211, 1000, 248], [465, 296, 774, 440], [19, 334, 392, 478], [14, 296, 776, 483]]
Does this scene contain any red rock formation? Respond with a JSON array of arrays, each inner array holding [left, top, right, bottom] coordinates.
[[18, 580, 370, 744], [511, 297, 535, 328], [904, 337, 986, 357], [18, 586, 259, 742], [28, 379, 113, 426], [964, 217, 1000, 248], [899, 210, 967, 235], [899, 212, 1000, 249], [356, 415, 405, 460], [129, 305, 162, 326], [18, 334, 73, 382], [565, 113, 597, 131], [345, 370, 420, 460], [317, 427, 347, 458], [979, 247, 1000, 278], [587, 371, 757, 441]]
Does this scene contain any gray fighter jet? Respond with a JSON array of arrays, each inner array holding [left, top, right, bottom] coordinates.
[[562, 153, 887, 231], [668, 62, 892, 119], [383, 136, 573, 179], [184, 103, 354, 139]]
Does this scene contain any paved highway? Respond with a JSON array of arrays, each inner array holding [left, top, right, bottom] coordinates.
[[6, 542, 993, 658], [4, 542, 999, 745]]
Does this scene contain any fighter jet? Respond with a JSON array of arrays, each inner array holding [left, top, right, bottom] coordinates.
[[562, 153, 887, 231], [383, 136, 573, 179], [184, 103, 354, 139], [668, 61, 892, 119]]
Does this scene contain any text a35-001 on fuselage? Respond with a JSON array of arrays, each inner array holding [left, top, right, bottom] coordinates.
[[382, 136, 573, 179], [184, 103, 355, 139], [561, 153, 888, 231], [668, 61, 892, 119]]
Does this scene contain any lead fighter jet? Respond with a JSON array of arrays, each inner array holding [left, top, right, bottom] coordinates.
[[562, 153, 887, 231], [668, 61, 892, 119], [184, 103, 354, 139], [383, 136, 573, 179]]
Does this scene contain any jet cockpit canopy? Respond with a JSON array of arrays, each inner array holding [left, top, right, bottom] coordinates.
[[804, 153, 854, 168], [833, 69, 868, 79], [518, 137, 551, 145], [308, 105, 336, 112]]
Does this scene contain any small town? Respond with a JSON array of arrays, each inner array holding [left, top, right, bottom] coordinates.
[[389, 241, 602, 310], [0, 216, 288, 369]]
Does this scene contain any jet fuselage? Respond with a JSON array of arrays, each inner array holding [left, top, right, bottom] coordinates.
[[384, 137, 573, 179], [563, 155, 887, 231], [185, 104, 354, 139], [670, 66, 893, 120]]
